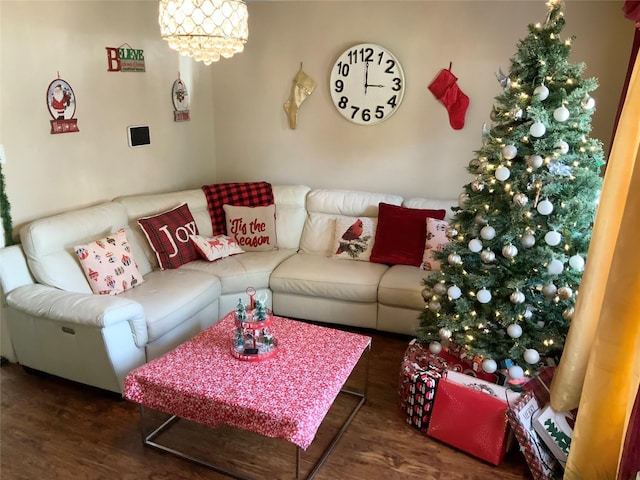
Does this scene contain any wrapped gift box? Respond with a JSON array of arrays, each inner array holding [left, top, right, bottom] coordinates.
[[507, 390, 561, 480], [533, 403, 574, 466], [440, 340, 498, 383], [426, 370, 521, 465]]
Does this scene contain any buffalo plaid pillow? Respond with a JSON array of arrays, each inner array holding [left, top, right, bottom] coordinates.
[[137, 203, 200, 269], [201, 182, 274, 235]]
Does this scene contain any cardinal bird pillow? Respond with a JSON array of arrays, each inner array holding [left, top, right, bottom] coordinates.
[[332, 216, 377, 261]]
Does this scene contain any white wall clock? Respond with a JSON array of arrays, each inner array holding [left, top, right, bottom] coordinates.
[[329, 43, 405, 126]]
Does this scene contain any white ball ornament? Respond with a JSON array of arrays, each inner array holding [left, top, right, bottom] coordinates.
[[502, 244, 518, 259], [448, 285, 462, 300], [477, 288, 492, 304], [544, 231, 562, 246], [554, 140, 569, 154], [510, 290, 526, 304], [534, 84, 549, 101], [480, 225, 496, 240], [524, 308, 533, 319], [582, 96, 595, 110], [548, 259, 564, 275], [524, 349, 541, 365], [429, 341, 443, 355], [569, 254, 585, 271], [495, 165, 511, 181], [530, 121, 546, 138], [439, 328, 452, 339], [468, 238, 483, 253], [507, 324, 523, 338], [520, 234, 536, 248], [502, 145, 518, 160], [527, 154, 544, 169], [509, 365, 525, 380], [481, 249, 496, 263], [482, 358, 498, 374], [553, 105, 570, 122], [448, 253, 462, 266], [537, 199, 554, 215]]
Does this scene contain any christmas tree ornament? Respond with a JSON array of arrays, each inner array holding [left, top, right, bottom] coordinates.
[[421, 287, 432, 301], [480, 225, 496, 240], [533, 84, 549, 100], [469, 158, 480, 169], [502, 244, 518, 259], [471, 180, 485, 192], [506, 323, 523, 338], [508, 365, 525, 380], [513, 193, 529, 206], [478, 161, 489, 173], [448, 285, 462, 300], [433, 282, 447, 295], [283, 64, 317, 130], [428, 64, 469, 130], [446, 226, 458, 239], [558, 286, 573, 300], [509, 107, 523, 120], [542, 283, 558, 298], [537, 199, 554, 215], [477, 288, 492, 303], [429, 341, 443, 354], [523, 308, 533, 319], [510, 290, 526, 304], [544, 230, 562, 246], [495, 165, 511, 181], [458, 193, 470, 208], [520, 233, 536, 248], [523, 348, 541, 364], [482, 358, 498, 373], [468, 238, 483, 252], [526, 154, 544, 169], [581, 96, 595, 110], [554, 139, 569, 154], [569, 254, 585, 271], [502, 144, 518, 159], [563, 307, 574, 320], [529, 121, 546, 137], [439, 328, 452, 339], [448, 253, 462, 266], [553, 105, 570, 122], [481, 249, 496, 263], [548, 259, 564, 275], [428, 300, 441, 312], [475, 214, 488, 225]]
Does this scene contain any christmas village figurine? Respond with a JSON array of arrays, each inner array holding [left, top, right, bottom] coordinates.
[[232, 287, 277, 361]]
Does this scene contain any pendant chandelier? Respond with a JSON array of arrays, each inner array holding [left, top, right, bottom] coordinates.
[[158, 0, 249, 66]]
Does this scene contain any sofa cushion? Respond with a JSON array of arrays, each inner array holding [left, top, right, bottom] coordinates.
[[421, 218, 450, 271], [370, 203, 446, 267], [202, 182, 274, 236], [74, 228, 145, 295], [223, 204, 277, 252], [332, 217, 377, 261], [378, 264, 435, 310], [270, 253, 389, 303], [137, 203, 200, 270], [119, 268, 221, 343]]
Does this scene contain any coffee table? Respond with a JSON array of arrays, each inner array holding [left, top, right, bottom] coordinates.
[[123, 312, 371, 480]]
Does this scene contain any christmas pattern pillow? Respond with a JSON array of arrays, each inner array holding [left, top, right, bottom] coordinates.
[[190, 234, 245, 262], [331, 216, 377, 261], [421, 217, 450, 271], [74, 228, 144, 295]]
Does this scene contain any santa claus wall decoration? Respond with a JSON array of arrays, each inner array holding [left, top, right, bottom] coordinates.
[[172, 77, 190, 122], [46, 76, 79, 134]]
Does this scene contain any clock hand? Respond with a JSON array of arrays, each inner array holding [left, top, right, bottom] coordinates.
[[364, 62, 369, 95]]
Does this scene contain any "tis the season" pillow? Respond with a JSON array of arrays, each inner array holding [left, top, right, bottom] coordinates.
[[223, 204, 277, 252], [74, 228, 144, 295]]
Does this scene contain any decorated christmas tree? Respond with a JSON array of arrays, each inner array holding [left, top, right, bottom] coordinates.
[[417, 0, 604, 380]]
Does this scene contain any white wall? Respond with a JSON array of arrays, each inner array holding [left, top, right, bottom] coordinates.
[[211, 0, 633, 199], [0, 1, 216, 233]]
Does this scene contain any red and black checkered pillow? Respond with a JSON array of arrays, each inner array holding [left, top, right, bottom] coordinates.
[[137, 203, 200, 269], [201, 182, 274, 235]]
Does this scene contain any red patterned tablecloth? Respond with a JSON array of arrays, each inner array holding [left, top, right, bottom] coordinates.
[[123, 313, 371, 450]]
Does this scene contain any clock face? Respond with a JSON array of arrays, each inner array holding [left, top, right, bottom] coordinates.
[[329, 43, 405, 126]]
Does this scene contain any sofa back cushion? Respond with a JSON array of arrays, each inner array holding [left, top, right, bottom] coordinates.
[[402, 197, 458, 221], [300, 189, 403, 256], [19, 202, 147, 293]]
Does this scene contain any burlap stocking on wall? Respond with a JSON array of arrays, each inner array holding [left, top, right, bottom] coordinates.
[[283, 64, 317, 130]]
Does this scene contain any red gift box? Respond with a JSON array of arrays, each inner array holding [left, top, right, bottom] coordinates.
[[440, 341, 498, 383], [426, 371, 520, 465]]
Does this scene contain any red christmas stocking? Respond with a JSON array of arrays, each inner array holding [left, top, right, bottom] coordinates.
[[428, 65, 469, 130]]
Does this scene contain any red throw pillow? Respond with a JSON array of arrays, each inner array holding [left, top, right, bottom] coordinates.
[[137, 203, 200, 269], [370, 202, 446, 266]]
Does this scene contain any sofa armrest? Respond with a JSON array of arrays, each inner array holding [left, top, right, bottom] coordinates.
[[6, 284, 148, 347]]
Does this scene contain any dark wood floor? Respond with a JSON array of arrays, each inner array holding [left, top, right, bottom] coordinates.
[[1, 330, 532, 480]]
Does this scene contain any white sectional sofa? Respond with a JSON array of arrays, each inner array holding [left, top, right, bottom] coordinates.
[[0, 185, 455, 393]]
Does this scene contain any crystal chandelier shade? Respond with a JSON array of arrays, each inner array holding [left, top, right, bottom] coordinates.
[[159, 0, 248, 65]]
